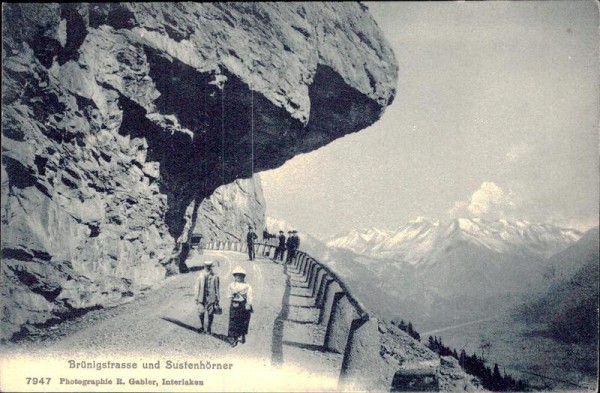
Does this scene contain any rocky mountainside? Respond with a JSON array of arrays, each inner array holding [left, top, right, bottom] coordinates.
[[193, 175, 266, 243], [1, 3, 397, 340], [535, 226, 599, 290], [516, 227, 599, 344]]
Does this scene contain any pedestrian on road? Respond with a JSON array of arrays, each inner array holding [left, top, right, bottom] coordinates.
[[194, 260, 220, 334], [273, 230, 286, 262], [227, 266, 253, 347], [293, 230, 301, 251], [285, 231, 294, 264], [247, 225, 258, 261], [286, 230, 300, 264]]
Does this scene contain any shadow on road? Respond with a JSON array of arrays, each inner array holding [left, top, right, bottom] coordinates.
[[271, 264, 290, 366], [286, 319, 316, 325], [209, 332, 231, 344], [282, 341, 327, 352], [160, 317, 199, 334], [161, 317, 233, 345], [290, 293, 313, 298], [188, 266, 204, 272]]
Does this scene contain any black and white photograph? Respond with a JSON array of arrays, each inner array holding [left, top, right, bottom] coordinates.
[[1, 2, 598, 392]]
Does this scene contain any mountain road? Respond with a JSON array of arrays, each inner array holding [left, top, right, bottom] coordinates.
[[1, 251, 343, 391]]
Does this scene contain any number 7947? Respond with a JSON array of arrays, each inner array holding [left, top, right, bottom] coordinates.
[[26, 377, 51, 385]]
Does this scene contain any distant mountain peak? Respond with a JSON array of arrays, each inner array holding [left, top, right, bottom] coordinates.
[[326, 218, 583, 265], [412, 216, 439, 225]]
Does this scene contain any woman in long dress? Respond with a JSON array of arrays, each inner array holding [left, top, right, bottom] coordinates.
[[227, 266, 253, 347]]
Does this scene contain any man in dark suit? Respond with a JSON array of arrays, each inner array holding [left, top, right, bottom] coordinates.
[[286, 230, 300, 264], [246, 226, 258, 261], [293, 230, 300, 251], [285, 231, 294, 263], [273, 230, 286, 262]]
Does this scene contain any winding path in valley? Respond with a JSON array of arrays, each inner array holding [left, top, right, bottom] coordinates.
[[421, 316, 499, 336]]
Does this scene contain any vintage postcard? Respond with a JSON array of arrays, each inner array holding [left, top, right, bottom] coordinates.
[[1, 2, 598, 392]]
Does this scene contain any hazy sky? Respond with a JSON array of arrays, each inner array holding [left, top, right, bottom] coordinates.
[[260, 1, 599, 239]]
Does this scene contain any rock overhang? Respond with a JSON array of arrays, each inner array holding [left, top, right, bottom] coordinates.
[[3, 1, 399, 248], [5, 2, 397, 133]]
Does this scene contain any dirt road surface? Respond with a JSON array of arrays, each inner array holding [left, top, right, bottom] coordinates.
[[1, 251, 343, 392]]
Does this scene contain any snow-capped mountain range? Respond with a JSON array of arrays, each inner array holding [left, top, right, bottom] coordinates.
[[265, 215, 592, 331], [326, 217, 582, 267]]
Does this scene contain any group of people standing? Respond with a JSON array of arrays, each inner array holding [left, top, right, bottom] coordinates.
[[192, 250, 253, 348], [247, 226, 301, 265], [190, 225, 301, 348], [273, 230, 300, 264]]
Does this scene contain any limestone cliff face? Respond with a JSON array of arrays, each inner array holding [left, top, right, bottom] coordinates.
[[193, 175, 266, 243], [1, 3, 397, 340]]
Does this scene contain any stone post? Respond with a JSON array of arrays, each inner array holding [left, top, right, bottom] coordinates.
[[338, 317, 384, 392], [324, 292, 355, 353]]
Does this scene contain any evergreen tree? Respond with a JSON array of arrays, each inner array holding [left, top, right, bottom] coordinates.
[[419, 332, 529, 391], [459, 349, 466, 367], [492, 363, 503, 390], [484, 366, 493, 386], [399, 320, 407, 331], [407, 322, 414, 336]]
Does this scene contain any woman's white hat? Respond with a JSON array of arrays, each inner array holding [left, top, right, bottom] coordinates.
[[232, 266, 247, 276], [204, 260, 215, 266]]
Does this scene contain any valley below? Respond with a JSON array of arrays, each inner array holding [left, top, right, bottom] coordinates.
[[296, 217, 599, 391], [426, 312, 598, 391]]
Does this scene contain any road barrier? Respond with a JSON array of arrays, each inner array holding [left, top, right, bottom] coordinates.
[[202, 241, 384, 391]]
